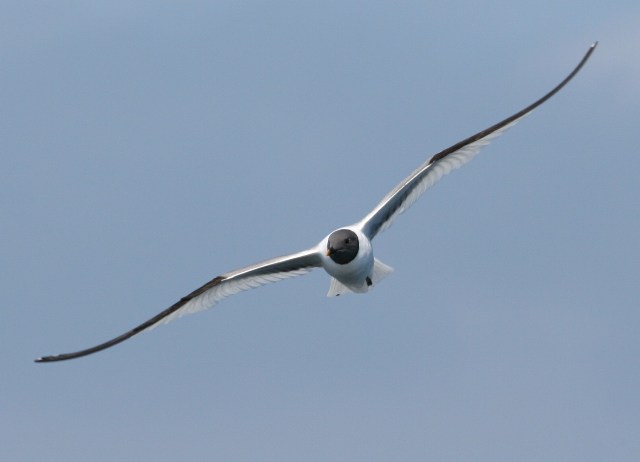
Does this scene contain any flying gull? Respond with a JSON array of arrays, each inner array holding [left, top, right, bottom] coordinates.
[[36, 43, 597, 362]]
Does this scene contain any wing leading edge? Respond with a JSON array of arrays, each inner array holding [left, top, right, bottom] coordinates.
[[35, 248, 322, 362], [359, 43, 597, 240]]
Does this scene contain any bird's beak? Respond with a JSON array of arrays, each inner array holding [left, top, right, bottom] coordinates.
[[326, 247, 333, 257]]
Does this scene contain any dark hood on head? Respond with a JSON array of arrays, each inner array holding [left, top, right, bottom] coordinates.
[[327, 229, 359, 264]]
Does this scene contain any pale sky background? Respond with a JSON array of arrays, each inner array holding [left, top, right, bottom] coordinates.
[[2, 2, 639, 461]]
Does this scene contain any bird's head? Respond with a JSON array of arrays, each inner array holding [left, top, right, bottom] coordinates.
[[326, 229, 359, 264]]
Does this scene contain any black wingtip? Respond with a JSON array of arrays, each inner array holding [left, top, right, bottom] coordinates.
[[35, 355, 65, 363], [34, 353, 83, 363], [33, 275, 229, 363]]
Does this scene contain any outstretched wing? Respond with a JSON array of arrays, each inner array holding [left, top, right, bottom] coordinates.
[[358, 43, 597, 240], [35, 248, 322, 362]]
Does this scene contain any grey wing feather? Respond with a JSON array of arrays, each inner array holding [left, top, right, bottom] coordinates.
[[157, 249, 322, 326], [359, 43, 597, 240], [35, 248, 322, 362]]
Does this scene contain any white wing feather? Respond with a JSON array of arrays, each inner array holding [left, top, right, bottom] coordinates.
[[361, 118, 520, 237], [157, 265, 313, 326]]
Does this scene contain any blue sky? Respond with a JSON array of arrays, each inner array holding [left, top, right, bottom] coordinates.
[[3, 2, 639, 461]]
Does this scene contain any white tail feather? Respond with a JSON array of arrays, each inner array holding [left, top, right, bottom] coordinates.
[[326, 258, 394, 297], [327, 278, 353, 296], [371, 258, 394, 285]]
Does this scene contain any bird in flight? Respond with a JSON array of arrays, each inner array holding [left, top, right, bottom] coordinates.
[[36, 43, 597, 362]]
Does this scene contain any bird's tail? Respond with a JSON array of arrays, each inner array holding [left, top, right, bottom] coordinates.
[[326, 258, 394, 296], [371, 258, 394, 286]]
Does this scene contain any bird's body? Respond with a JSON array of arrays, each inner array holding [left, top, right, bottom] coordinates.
[[36, 43, 597, 363], [321, 226, 393, 296], [323, 227, 376, 294]]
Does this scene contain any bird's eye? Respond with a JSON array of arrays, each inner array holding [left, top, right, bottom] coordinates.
[[344, 238, 350, 244]]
